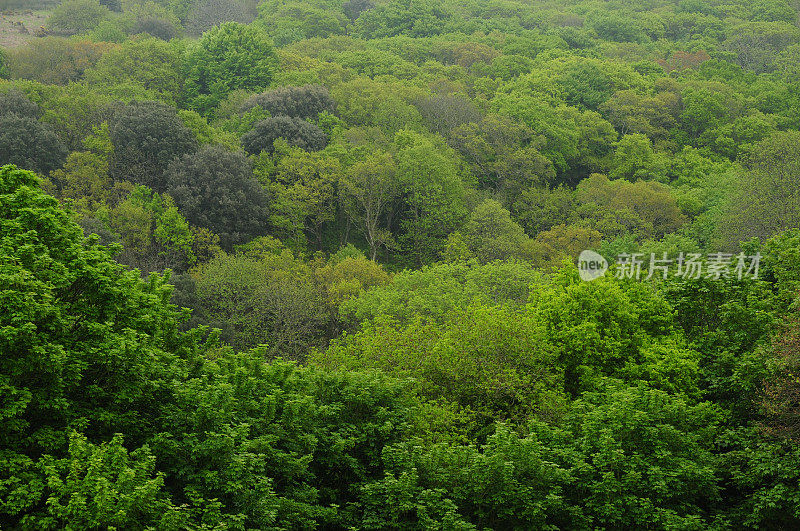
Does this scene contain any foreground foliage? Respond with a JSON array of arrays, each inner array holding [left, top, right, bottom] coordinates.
[[3, 167, 800, 528], [4, 0, 800, 526]]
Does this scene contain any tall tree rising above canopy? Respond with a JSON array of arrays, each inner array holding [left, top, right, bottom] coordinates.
[[183, 22, 279, 116]]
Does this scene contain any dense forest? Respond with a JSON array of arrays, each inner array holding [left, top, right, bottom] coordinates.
[[2, 0, 800, 527]]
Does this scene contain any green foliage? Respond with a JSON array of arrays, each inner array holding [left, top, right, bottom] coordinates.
[[512, 185, 577, 236], [89, 18, 128, 41], [533, 272, 676, 395], [318, 303, 566, 427], [108, 100, 198, 190], [721, 131, 800, 244], [453, 198, 544, 264], [189, 250, 329, 355], [0, 166, 422, 527], [492, 85, 617, 181], [340, 260, 543, 325], [331, 77, 424, 132], [609, 133, 670, 181], [0, 89, 41, 119], [84, 38, 185, 105], [557, 61, 613, 110], [242, 83, 336, 121], [241, 115, 328, 155], [449, 113, 556, 198], [590, 13, 647, 43], [760, 307, 800, 443], [338, 149, 399, 260], [177, 108, 239, 148], [6, 38, 113, 85], [415, 93, 479, 138], [723, 21, 800, 73], [680, 87, 731, 139], [358, 425, 576, 529], [395, 130, 470, 266], [353, 0, 448, 38], [534, 223, 603, 268], [0, 48, 7, 80], [599, 88, 680, 140], [117, 0, 182, 41], [132, 15, 179, 40], [343, 0, 372, 21], [164, 145, 267, 250], [32, 432, 181, 529], [723, 434, 800, 528], [183, 22, 278, 116], [150, 353, 419, 528], [106, 185, 198, 272], [360, 385, 723, 529], [257, 0, 346, 45], [20, 82, 113, 151], [7, 0, 800, 526], [557, 384, 722, 528], [316, 253, 391, 307], [0, 114, 67, 174], [576, 173, 687, 240], [46, 0, 110, 36], [662, 274, 777, 419], [761, 228, 800, 307], [0, 164, 189, 522], [256, 141, 339, 250], [51, 149, 128, 210], [186, 0, 254, 36]]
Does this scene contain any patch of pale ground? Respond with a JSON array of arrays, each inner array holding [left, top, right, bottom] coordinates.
[[0, 10, 49, 48]]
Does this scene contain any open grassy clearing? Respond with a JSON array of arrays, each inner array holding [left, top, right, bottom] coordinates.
[[0, 9, 49, 48]]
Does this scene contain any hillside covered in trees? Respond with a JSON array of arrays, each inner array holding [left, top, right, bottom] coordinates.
[[3, 0, 800, 527]]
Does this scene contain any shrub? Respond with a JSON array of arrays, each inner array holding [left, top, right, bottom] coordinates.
[[45, 0, 110, 36]]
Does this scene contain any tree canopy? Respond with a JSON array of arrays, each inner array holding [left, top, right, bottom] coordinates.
[[164, 144, 268, 249], [4, 0, 800, 525], [183, 22, 278, 116]]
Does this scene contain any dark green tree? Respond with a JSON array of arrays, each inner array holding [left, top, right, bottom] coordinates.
[[0, 115, 67, 174], [164, 145, 268, 249], [343, 0, 373, 21], [108, 100, 197, 191], [241, 115, 328, 155], [131, 16, 179, 41], [185, 0, 254, 36], [0, 89, 41, 119]]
